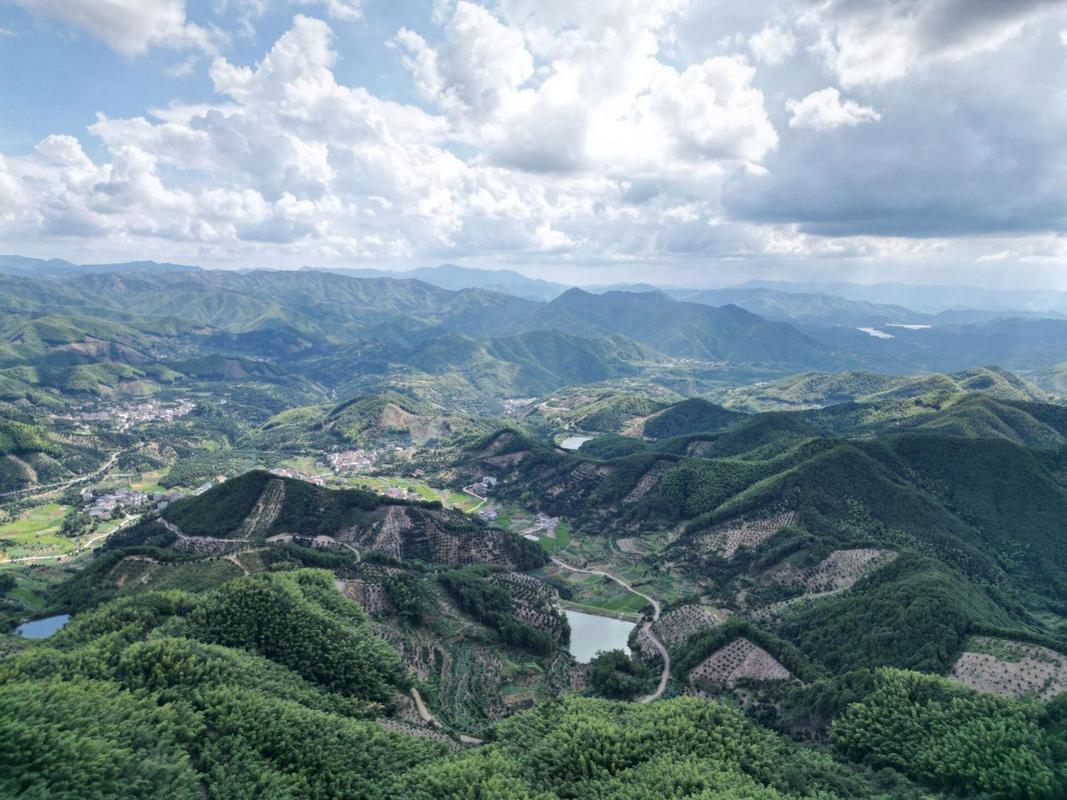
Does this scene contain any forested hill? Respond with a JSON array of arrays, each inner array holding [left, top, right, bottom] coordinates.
[[521, 288, 835, 364], [459, 401, 1067, 675], [3, 568, 1061, 799], [132, 469, 547, 570]]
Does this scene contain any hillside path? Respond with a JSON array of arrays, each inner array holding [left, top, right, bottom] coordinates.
[[549, 556, 670, 702], [159, 518, 249, 545], [462, 485, 488, 513], [410, 687, 484, 746]]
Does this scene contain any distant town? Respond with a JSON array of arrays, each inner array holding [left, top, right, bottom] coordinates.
[[57, 400, 196, 432]]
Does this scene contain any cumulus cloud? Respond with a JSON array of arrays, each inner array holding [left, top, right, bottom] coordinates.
[[748, 24, 796, 65], [396, 2, 534, 122], [804, 0, 1064, 86], [0, 16, 596, 259], [398, 0, 776, 174], [2, 0, 1066, 278], [787, 87, 880, 130], [13, 0, 217, 55]]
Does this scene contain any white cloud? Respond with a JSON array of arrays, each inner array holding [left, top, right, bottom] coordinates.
[[787, 87, 881, 130], [1060, 29, 1067, 47], [0, 6, 786, 268], [804, 0, 1063, 86], [0, 27, 16, 37], [396, 1, 534, 122], [164, 55, 200, 78], [398, 0, 776, 174], [4, 1, 1063, 279], [13, 0, 218, 56], [295, 0, 364, 22], [0, 16, 589, 259], [748, 24, 796, 65]]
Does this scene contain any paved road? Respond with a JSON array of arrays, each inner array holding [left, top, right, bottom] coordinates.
[[0, 449, 126, 502], [550, 556, 671, 702]]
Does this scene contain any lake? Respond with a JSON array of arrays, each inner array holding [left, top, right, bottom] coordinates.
[[559, 436, 593, 451], [15, 614, 70, 639], [564, 609, 634, 662]]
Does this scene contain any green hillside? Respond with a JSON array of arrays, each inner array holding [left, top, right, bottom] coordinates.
[[642, 398, 746, 438]]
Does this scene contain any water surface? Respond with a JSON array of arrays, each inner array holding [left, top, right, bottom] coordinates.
[[15, 614, 70, 639], [560, 436, 593, 451], [856, 327, 894, 339], [564, 609, 634, 663]]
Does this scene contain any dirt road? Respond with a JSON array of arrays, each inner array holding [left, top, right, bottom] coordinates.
[[550, 556, 670, 702]]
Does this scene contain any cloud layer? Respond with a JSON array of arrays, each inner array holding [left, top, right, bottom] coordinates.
[[0, 0, 1065, 283]]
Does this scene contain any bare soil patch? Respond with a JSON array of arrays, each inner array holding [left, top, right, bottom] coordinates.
[[950, 637, 1067, 701], [688, 637, 792, 686]]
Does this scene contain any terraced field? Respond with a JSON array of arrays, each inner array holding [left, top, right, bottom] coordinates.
[[653, 604, 730, 648], [950, 637, 1067, 701], [699, 511, 798, 559], [687, 637, 793, 687]]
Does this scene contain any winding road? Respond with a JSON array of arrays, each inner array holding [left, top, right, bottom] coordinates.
[[550, 556, 671, 702], [0, 448, 126, 502], [462, 485, 488, 513]]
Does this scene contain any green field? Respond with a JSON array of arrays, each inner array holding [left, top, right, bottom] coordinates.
[[344, 474, 482, 511], [129, 468, 170, 493], [0, 504, 71, 560]]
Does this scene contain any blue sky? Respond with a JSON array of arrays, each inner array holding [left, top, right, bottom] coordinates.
[[0, 0, 1066, 288]]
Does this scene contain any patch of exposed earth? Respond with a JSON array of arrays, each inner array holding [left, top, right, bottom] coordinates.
[[687, 637, 792, 687], [699, 510, 798, 559], [653, 604, 730, 648], [950, 637, 1067, 702]]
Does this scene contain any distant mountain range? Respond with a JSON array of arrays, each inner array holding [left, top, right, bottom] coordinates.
[[7, 254, 1066, 318], [309, 264, 570, 301], [738, 279, 1067, 316], [0, 254, 202, 277], [6, 259, 1067, 403]]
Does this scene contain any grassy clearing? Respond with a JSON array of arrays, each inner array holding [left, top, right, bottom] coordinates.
[[129, 468, 170, 493], [345, 474, 472, 507], [0, 504, 72, 560], [554, 520, 571, 548]]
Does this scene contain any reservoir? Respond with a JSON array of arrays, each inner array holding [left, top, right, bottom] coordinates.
[[564, 609, 634, 662], [15, 614, 70, 639], [560, 436, 593, 451]]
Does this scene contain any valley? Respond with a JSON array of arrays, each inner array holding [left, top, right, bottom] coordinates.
[[1, 263, 1066, 800]]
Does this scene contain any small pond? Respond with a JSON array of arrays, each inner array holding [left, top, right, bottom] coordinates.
[[564, 609, 634, 663], [15, 614, 70, 639], [559, 436, 593, 451]]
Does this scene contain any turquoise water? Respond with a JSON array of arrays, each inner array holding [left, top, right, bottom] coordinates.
[[564, 609, 634, 663], [15, 614, 70, 639]]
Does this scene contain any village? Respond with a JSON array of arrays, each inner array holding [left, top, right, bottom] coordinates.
[[58, 400, 196, 432]]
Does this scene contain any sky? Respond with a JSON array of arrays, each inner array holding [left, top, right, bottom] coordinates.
[[0, 0, 1066, 288]]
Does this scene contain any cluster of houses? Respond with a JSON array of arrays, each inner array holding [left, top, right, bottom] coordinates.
[[470, 475, 498, 495], [270, 467, 325, 486], [82, 487, 182, 518], [191, 475, 229, 496], [327, 450, 377, 474], [501, 397, 536, 415], [69, 400, 196, 432]]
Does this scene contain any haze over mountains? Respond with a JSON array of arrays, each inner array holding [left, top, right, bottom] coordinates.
[[5, 256, 1067, 395]]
